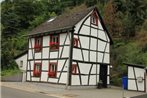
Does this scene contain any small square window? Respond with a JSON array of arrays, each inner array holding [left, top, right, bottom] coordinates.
[[33, 63, 42, 77], [72, 64, 77, 74], [48, 63, 57, 78], [34, 37, 42, 52], [20, 61, 23, 68], [50, 35, 59, 50], [73, 38, 78, 47]]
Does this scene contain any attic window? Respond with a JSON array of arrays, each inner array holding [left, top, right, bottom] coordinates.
[[33, 63, 42, 77], [34, 37, 42, 52], [50, 34, 59, 50], [91, 11, 98, 26]]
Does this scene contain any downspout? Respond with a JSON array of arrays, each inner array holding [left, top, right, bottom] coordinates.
[[66, 26, 75, 89]]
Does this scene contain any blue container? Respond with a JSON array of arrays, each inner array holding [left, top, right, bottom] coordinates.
[[122, 76, 128, 90]]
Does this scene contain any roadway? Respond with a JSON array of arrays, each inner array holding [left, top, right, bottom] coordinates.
[[1, 86, 56, 98]]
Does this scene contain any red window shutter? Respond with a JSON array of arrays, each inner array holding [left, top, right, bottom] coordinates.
[[73, 38, 78, 47], [72, 64, 77, 74]]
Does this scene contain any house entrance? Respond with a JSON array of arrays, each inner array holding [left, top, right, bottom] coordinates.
[[100, 64, 107, 88]]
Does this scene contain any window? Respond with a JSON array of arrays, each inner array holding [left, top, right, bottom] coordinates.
[[73, 38, 78, 47], [91, 11, 98, 26], [34, 37, 42, 52], [20, 61, 23, 68], [33, 63, 41, 77], [50, 35, 59, 50], [72, 64, 77, 74], [48, 63, 57, 78]]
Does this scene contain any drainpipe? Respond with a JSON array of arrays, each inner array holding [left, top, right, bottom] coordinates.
[[66, 26, 75, 89]]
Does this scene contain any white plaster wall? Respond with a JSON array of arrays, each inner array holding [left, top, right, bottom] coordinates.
[[103, 53, 110, 63], [84, 17, 90, 26], [98, 20, 104, 30], [83, 50, 88, 61], [91, 64, 96, 74], [26, 72, 30, 81], [128, 66, 134, 78], [41, 72, 48, 81], [98, 30, 107, 41], [43, 36, 49, 46], [29, 38, 35, 48], [98, 40, 106, 52], [79, 36, 89, 49], [105, 43, 110, 53], [91, 28, 98, 37], [42, 61, 48, 70], [15, 54, 27, 71], [98, 52, 103, 62], [35, 52, 41, 59], [61, 46, 70, 58], [28, 49, 34, 59], [72, 75, 80, 85], [90, 38, 97, 50], [42, 48, 49, 58], [79, 25, 90, 35], [32, 77, 40, 81], [50, 52, 58, 58], [90, 51, 96, 62], [59, 73, 67, 84], [79, 63, 91, 74], [134, 68, 145, 79], [128, 80, 137, 90], [89, 75, 96, 85], [73, 48, 83, 61], [81, 76, 88, 85]]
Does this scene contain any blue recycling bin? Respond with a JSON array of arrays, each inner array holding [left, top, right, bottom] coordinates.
[[122, 76, 128, 90]]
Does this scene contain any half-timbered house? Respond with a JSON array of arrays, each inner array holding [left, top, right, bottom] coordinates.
[[26, 6, 113, 88]]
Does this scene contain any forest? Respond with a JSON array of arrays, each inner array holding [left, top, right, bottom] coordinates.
[[1, 0, 147, 85]]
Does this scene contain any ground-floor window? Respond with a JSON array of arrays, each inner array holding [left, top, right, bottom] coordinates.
[[48, 62, 57, 78], [33, 63, 42, 77]]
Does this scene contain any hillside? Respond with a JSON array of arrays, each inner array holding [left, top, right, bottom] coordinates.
[[1, 0, 147, 85]]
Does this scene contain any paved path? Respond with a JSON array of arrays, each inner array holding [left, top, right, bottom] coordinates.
[[1, 82, 146, 98], [1, 86, 56, 98]]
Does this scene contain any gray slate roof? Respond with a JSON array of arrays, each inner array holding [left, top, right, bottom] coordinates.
[[29, 7, 95, 36]]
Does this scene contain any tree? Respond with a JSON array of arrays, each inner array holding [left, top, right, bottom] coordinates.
[[104, 0, 123, 38]]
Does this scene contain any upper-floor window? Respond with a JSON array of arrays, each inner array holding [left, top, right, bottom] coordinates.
[[48, 62, 57, 78], [91, 11, 98, 26], [34, 37, 42, 52], [72, 64, 77, 74], [73, 38, 79, 47], [33, 63, 42, 77], [50, 34, 59, 50]]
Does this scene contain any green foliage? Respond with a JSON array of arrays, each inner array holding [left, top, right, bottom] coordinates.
[[1, 68, 21, 77]]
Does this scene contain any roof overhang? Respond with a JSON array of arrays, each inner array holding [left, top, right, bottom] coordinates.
[[124, 63, 145, 68]]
